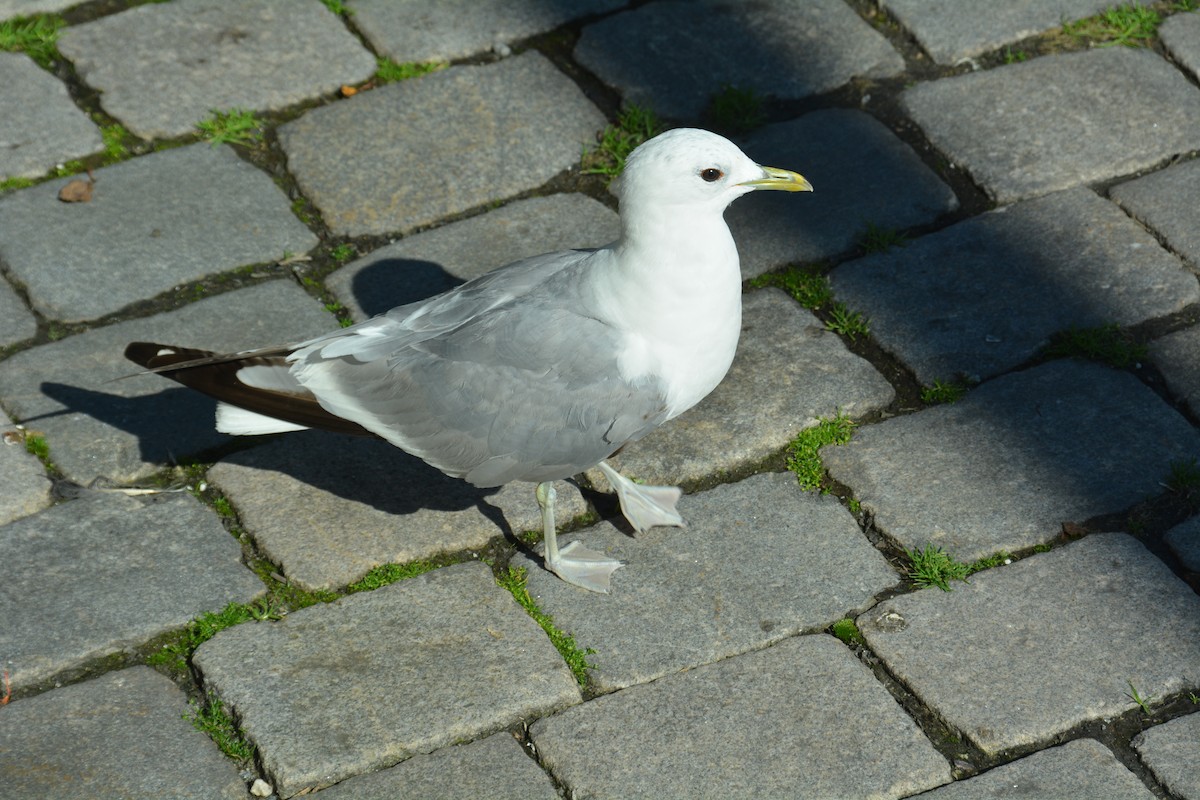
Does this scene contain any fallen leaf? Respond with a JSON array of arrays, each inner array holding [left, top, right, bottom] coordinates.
[[340, 84, 358, 97], [58, 168, 96, 203]]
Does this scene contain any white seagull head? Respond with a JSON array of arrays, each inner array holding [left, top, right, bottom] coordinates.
[[614, 127, 812, 215]]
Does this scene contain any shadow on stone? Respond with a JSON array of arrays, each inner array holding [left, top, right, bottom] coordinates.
[[350, 257, 463, 317]]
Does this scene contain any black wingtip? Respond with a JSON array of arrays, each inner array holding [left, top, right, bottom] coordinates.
[[124, 342, 218, 371]]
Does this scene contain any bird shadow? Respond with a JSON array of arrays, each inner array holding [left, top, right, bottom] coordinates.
[[38, 381, 514, 534], [349, 257, 464, 317]]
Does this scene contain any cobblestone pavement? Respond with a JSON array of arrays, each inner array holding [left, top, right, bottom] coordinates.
[[2, 1, 1200, 798]]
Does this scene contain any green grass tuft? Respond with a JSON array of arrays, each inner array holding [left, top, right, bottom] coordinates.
[[858, 222, 909, 254], [196, 108, 264, 147], [0, 15, 64, 69], [187, 692, 254, 761], [825, 303, 870, 341], [749, 266, 833, 310], [787, 411, 856, 491], [906, 544, 970, 591], [330, 243, 355, 263], [1043, 323, 1146, 368], [1166, 458, 1200, 493], [1064, 3, 1162, 47], [320, 0, 353, 15], [346, 561, 438, 594], [498, 567, 595, 687], [100, 124, 132, 161], [921, 379, 967, 405], [147, 599, 281, 672], [1125, 679, 1153, 713], [707, 83, 766, 135], [831, 618, 865, 646], [375, 56, 446, 84], [906, 545, 1010, 591], [581, 104, 665, 181]]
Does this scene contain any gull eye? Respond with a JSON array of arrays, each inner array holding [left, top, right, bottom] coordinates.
[[700, 167, 723, 182]]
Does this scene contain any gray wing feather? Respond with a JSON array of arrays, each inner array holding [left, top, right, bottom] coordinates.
[[289, 249, 671, 486]]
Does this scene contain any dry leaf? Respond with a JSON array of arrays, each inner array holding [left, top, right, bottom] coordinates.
[[58, 168, 96, 203], [340, 84, 358, 97]]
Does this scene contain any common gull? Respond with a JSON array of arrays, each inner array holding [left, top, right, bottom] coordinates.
[[125, 128, 811, 592]]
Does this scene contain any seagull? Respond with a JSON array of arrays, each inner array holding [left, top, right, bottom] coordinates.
[[125, 128, 811, 593]]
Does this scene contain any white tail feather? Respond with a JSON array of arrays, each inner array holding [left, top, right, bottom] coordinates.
[[216, 403, 310, 435]]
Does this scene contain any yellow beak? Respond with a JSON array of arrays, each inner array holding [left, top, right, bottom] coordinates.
[[739, 166, 813, 193]]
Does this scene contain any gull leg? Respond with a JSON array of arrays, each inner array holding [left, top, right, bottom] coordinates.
[[596, 461, 685, 533], [536, 481, 624, 593]]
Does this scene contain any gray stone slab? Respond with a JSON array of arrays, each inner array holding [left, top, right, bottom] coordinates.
[[0, 143, 319, 322], [0, 411, 52, 526], [824, 360, 1200, 560], [326, 194, 620, 320], [207, 430, 589, 592], [590, 288, 894, 489], [58, 0, 376, 140], [193, 562, 581, 797], [1150, 324, 1200, 416], [1162, 10, 1200, 83], [531, 634, 949, 799], [0, 0, 75, 17], [859, 533, 1200, 756], [575, 0, 904, 121], [0, 278, 37, 347], [902, 48, 1200, 203], [513, 472, 898, 693], [728, 110, 959, 279], [310, 732, 559, 800], [278, 52, 606, 237], [829, 188, 1198, 385], [0, 280, 335, 484], [347, 0, 627, 62], [1164, 517, 1200, 574], [0, 52, 102, 181], [0, 667, 248, 800], [1111, 159, 1200, 268], [1133, 712, 1200, 800], [911, 739, 1156, 800], [880, 0, 1153, 64], [0, 491, 263, 695]]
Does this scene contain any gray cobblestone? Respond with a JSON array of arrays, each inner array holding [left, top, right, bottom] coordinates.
[[348, 0, 627, 63], [513, 472, 898, 693], [858, 533, 1200, 756], [278, 52, 606, 237], [0, 279, 36, 348], [830, 188, 1198, 384], [1132, 712, 1200, 800], [912, 739, 1156, 800], [0, 410, 51, 526], [879, 0, 1142, 64], [0, 52, 102, 181], [0, 492, 263, 695], [531, 635, 949, 799], [1110, 159, 1200, 268], [0, 143, 318, 323], [575, 0, 904, 121], [903, 48, 1200, 203], [0, 667, 248, 800], [728, 111, 959, 279], [194, 563, 580, 797], [1161, 9, 1200, 83], [824, 360, 1200, 560], [1150, 324, 1200, 416], [58, 0, 376, 139]]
